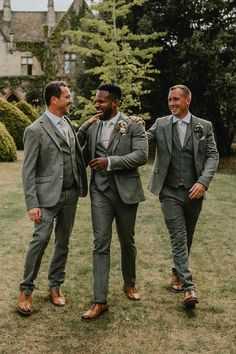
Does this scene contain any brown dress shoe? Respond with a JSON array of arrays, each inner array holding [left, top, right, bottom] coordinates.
[[123, 285, 141, 301], [17, 292, 33, 315], [183, 290, 199, 307], [50, 288, 66, 306], [171, 273, 183, 292], [81, 303, 109, 320]]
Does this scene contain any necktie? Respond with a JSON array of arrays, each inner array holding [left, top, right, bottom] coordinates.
[[177, 120, 185, 147], [59, 118, 70, 146], [102, 120, 112, 149]]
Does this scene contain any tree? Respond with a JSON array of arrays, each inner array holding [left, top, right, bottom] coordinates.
[[127, 0, 236, 155], [0, 122, 17, 162], [0, 99, 31, 150], [66, 0, 163, 121]]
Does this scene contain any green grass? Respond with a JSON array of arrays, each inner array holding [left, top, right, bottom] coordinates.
[[0, 151, 235, 354]]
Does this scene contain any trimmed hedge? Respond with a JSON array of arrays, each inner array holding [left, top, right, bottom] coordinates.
[[15, 100, 38, 122], [0, 99, 31, 150], [0, 122, 17, 162]]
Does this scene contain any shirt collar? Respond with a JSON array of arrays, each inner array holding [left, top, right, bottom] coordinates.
[[172, 112, 191, 124], [103, 111, 120, 125], [45, 109, 63, 125]]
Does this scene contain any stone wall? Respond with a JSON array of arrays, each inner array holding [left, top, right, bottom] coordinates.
[[0, 33, 43, 77]]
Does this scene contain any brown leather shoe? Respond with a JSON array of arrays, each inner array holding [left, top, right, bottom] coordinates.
[[81, 303, 109, 320], [171, 273, 183, 292], [17, 292, 33, 315], [183, 290, 199, 307], [50, 288, 66, 306], [123, 285, 141, 301]]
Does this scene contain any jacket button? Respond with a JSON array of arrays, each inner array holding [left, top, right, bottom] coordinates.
[[60, 176, 63, 179]]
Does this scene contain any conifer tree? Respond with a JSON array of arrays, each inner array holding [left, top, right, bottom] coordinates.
[[66, 0, 163, 120]]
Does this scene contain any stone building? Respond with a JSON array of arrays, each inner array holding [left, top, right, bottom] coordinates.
[[0, 0, 85, 105]]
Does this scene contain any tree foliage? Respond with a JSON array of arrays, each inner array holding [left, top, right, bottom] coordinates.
[[127, 0, 236, 155], [0, 122, 17, 162], [66, 0, 163, 121], [0, 99, 31, 150], [15, 101, 38, 122]]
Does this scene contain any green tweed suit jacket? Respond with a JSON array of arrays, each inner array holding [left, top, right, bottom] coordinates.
[[78, 112, 148, 204], [22, 114, 88, 210], [147, 114, 219, 196]]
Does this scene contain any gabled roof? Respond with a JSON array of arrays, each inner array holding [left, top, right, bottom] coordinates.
[[0, 0, 85, 43], [9, 12, 65, 42]]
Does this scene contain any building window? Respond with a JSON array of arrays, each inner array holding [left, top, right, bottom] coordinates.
[[64, 53, 76, 74], [21, 57, 33, 75]]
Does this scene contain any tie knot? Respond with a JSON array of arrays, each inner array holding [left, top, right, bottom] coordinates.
[[59, 118, 67, 127], [178, 120, 184, 126], [104, 120, 112, 127]]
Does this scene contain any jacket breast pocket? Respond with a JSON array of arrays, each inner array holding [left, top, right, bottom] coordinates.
[[36, 176, 52, 184], [116, 134, 132, 154]]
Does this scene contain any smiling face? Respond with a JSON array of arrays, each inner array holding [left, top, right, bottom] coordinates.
[[94, 90, 119, 121], [48, 85, 73, 117], [53, 86, 73, 116], [168, 87, 191, 119]]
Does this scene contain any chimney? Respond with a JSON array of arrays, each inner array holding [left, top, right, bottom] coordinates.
[[73, 0, 84, 15], [3, 0, 12, 22], [47, 0, 56, 29]]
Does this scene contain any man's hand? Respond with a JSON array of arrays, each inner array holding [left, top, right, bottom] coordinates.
[[28, 208, 42, 224], [129, 115, 145, 125], [189, 183, 206, 200], [89, 157, 108, 171], [88, 112, 103, 125]]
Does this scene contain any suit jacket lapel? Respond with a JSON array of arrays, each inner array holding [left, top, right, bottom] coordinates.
[[64, 116, 74, 145], [164, 116, 173, 153], [40, 114, 61, 150], [91, 120, 102, 159], [111, 113, 127, 153], [192, 115, 200, 160]]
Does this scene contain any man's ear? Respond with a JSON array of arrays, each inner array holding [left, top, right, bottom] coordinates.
[[186, 97, 191, 105], [112, 99, 119, 108], [51, 96, 58, 105]]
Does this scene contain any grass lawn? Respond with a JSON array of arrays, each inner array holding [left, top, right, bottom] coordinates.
[[0, 151, 235, 354]]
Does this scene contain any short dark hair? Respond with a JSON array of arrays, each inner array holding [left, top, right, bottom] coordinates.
[[169, 84, 192, 99], [98, 83, 122, 101], [44, 81, 68, 106]]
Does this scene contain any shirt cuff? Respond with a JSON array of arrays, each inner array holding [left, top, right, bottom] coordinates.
[[107, 157, 111, 171]]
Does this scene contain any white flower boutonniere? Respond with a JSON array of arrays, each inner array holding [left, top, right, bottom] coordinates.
[[193, 123, 204, 139], [117, 120, 127, 135]]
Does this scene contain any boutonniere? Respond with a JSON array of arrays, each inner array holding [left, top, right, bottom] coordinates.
[[193, 123, 204, 139], [117, 120, 127, 135]]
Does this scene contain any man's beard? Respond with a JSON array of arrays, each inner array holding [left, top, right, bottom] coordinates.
[[102, 107, 112, 121]]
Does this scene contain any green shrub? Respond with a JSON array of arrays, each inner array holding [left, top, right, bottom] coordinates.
[[0, 99, 31, 150], [0, 122, 17, 162], [15, 100, 38, 122]]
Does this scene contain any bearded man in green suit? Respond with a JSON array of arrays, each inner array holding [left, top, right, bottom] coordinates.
[[147, 84, 219, 307], [78, 84, 148, 320]]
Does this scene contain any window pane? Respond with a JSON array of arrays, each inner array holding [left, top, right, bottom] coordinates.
[[70, 62, 76, 72], [21, 64, 28, 75], [64, 61, 70, 74], [28, 64, 32, 75]]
